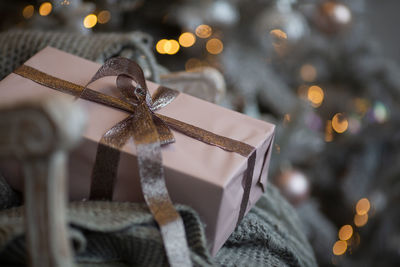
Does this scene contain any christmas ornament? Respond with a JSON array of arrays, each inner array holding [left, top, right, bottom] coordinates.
[[253, 1, 309, 51], [314, 0, 352, 34], [274, 168, 310, 205]]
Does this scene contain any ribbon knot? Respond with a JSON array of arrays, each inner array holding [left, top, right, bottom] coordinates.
[[84, 57, 179, 147]]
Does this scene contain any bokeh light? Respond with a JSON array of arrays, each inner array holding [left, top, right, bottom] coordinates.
[[270, 29, 288, 40], [373, 102, 388, 123], [307, 85, 324, 107], [356, 198, 370, 215], [164, 40, 180, 55], [22, 5, 34, 19], [206, 38, 224, 55], [332, 240, 347, 255], [338, 225, 353, 241], [185, 58, 203, 70], [195, 25, 212, 38], [179, 32, 196, 47], [332, 113, 348, 133], [83, 14, 97, 28], [354, 98, 370, 116], [39, 2, 52, 16], [325, 120, 334, 142], [156, 39, 168, 54], [98, 10, 111, 24], [348, 116, 361, 134], [300, 64, 317, 82], [354, 213, 368, 227]]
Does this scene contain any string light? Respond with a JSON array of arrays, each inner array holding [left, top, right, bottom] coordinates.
[[354, 98, 370, 116], [179, 32, 196, 47], [300, 64, 317, 82], [354, 213, 368, 227], [356, 198, 370, 215], [39, 2, 52, 16], [373, 102, 388, 123], [307, 85, 324, 107], [195, 25, 212, 38], [185, 58, 202, 70], [22, 5, 34, 19], [325, 120, 334, 142], [83, 14, 97, 28], [206, 38, 223, 55], [156, 39, 180, 55], [332, 240, 347, 255], [165, 40, 180, 55], [284, 114, 291, 123], [156, 39, 168, 54], [332, 113, 348, 133], [98, 10, 111, 24], [348, 116, 361, 134], [338, 225, 353, 241], [269, 29, 287, 40], [61, 0, 70, 5]]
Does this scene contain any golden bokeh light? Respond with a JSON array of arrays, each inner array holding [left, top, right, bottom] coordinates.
[[284, 114, 291, 123], [300, 64, 317, 82], [332, 240, 347, 255], [179, 32, 196, 47], [22, 5, 34, 19], [185, 58, 202, 70], [156, 39, 168, 54], [356, 198, 370, 215], [83, 14, 97, 28], [307, 85, 324, 107], [354, 98, 370, 115], [338, 225, 353, 241], [206, 38, 223, 55], [195, 24, 212, 38], [98, 10, 111, 24], [39, 2, 52, 16], [325, 120, 333, 142], [164, 40, 180, 55], [270, 29, 288, 40], [332, 113, 348, 133], [354, 213, 368, 227]]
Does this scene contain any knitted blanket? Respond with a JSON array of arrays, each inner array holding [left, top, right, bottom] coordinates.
[[0, 174, 316, 267], [0, 30, 317, 267]]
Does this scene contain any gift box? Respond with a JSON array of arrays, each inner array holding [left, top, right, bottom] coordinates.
[[0, 47, 275, 256]]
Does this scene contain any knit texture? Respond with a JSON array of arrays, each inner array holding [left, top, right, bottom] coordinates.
[[0, 30, 317, 266], [0, 173, 316, 267], [0, 30, 160, 83]]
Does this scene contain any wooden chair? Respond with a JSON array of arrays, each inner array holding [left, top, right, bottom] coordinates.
[[0, 96, 86, 267]]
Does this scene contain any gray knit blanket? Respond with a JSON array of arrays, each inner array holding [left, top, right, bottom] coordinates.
[[0, 31, 317, 267]]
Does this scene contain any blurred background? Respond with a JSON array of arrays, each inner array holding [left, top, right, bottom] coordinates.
[[1, 0, 400, 266]]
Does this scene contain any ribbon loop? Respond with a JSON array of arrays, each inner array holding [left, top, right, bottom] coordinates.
[[84, 57, 153, 107]]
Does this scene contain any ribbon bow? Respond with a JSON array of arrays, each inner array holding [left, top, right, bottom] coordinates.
[[84, 58, 192, 267]]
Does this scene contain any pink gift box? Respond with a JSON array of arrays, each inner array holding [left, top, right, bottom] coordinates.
[[0, 47, 275, 256]]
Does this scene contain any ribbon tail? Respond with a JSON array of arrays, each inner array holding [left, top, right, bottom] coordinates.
[[132, 103, 192, 267], [156, 113, 257, 226], [89, 116, 134, 200]]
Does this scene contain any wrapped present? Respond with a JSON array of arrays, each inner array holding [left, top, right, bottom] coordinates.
[[0, 47, 275, 259]]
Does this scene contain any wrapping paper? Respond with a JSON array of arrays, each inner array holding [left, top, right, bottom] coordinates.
[[0, 47, 275, 256]]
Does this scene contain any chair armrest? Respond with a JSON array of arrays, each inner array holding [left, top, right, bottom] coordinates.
[[0, 96, 85, 267]]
